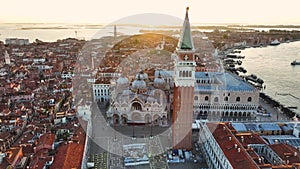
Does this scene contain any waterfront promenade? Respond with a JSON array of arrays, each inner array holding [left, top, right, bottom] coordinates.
[[257, 97, 291, 122]]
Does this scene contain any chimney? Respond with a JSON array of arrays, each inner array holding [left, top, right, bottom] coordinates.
[[234, 144, 238, 149], [294, 152, 298, 157], [241, 136, 244, 142], [229, 137, 232, 141], [237, 148, 241, 153], [258, 158, 262, 164]]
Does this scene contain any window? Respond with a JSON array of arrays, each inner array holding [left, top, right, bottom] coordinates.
[[182, 71, 186, 77], [131, 102, 142, 111], [194, 96, 198, 101], [224, 96, 228, 101], [214, 97, 219, 102], [236, 97, 240, 102], [205, 96, 209, 101], [247, 97, 252, 102]]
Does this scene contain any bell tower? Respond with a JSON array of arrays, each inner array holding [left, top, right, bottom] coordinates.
[[4, 50, 11, 65], [172, 7, 196, 150]]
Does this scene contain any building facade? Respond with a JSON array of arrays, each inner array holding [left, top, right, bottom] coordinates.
[[194, 72, 259, 120], [108, 71, 168, 126], [93, 72, 119, 102], [5, 38, 29, 46], [199, 123, 233, 169]]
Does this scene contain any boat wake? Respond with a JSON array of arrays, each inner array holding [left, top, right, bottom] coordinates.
[[275, 92, 300, 100]]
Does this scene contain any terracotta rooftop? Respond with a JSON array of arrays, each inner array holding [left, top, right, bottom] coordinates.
[[50, 143, 68, 169], [269, 143, 300, 165], [29, 148, 51, 169], [0, 131, 12, 141], [21, 144, 35, 155], [95, 77, 112, 84], [235, 132, 267, 148], [50, 125, 86, 169], [37, 133, 55, 147], [5, 146, 22, 165], [207, 122, 260, 169], [12, 130, 35, 146]]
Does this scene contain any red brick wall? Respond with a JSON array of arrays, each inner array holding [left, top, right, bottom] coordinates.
[[172, 86, 194, 150]]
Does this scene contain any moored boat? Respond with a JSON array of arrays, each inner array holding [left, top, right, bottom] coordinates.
[[270, 39, 280, 46], [291, 60, 300, 65]]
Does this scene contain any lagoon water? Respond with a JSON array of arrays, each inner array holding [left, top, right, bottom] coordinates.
[[0, 23, 179, 42], [0, 23, 100, 42], [241, 42, 300, 114]]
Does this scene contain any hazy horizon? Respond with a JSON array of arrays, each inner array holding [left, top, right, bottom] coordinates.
[[1, 0, 300, 25], [2, 22, 300, 27]]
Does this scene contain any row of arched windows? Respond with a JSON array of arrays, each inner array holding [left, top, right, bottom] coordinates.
[[197, 96, 252, 102], [179, 70, 192, 77], [196, 111, 252, 117], [195, 105, 257, 110], [196, 79, 212, 84], [94, 89, 109, 96]]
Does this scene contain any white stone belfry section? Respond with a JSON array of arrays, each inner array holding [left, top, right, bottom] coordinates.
[[4, 50, 11, 65]]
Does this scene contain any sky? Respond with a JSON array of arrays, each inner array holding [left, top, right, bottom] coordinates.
[[1, 0, 300, 25]]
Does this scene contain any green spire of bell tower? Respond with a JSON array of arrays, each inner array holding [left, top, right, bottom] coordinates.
[[178, 7, 194, 50]]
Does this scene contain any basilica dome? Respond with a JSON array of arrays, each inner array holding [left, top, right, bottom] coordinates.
[[154, 72, 165, 88], [117, 76, 129, 85], [135, 70, 148, 80], [131, 74, 147, 92]]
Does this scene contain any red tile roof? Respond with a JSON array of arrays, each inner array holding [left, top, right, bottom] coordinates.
[[268, 164, 295, 169], [207, 122, 260, 169], [29, 148, 50, 169], [5, 147, 23, 167], [12, 131, 35, 147], [234, 132, 267, 148], [270, 143, 300, 165], [50, 125, 86, 169], [21, 144, 35, 155], [37, 133, 55, 147]]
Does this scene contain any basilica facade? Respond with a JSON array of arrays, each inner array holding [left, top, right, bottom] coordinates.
[[107, 70, 169, 126]]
